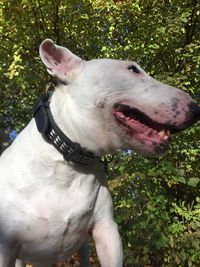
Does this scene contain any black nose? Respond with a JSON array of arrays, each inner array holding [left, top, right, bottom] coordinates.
[[188, 101, 200, 125]]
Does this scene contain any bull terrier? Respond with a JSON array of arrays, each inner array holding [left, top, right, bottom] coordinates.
[[0, 39, 199, 267]]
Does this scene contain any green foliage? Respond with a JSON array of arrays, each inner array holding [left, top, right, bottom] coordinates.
[[110, 149, 200, 266], [0, 0, 200, 266]]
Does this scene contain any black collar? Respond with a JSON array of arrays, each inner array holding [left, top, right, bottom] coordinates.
[[32, 92, 98, 165]]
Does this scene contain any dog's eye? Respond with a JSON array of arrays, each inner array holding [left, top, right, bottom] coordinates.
[[128, 65, 140, 74]]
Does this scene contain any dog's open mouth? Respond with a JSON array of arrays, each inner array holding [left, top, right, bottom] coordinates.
[[112, 103, 176, 150]]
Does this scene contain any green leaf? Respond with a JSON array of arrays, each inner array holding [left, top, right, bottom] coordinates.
[[188, 177, 200, 187]]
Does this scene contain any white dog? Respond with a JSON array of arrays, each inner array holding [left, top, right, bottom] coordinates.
[[0, 39, 199, 267]]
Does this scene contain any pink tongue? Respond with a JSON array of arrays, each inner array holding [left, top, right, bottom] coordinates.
[[125, 115, 151, 133], [113, 108, 170, 144], [116, 111, 167, 141]]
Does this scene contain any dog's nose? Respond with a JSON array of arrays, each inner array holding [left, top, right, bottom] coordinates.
[[188, 101, 200, 125], [189, 102, 200, 118]]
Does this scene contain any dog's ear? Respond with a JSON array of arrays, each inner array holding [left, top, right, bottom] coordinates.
[[39, 39, 83, 82]]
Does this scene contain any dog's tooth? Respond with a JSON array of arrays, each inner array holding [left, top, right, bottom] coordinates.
[[158, 129, 166, 137], [116, 111, 125, 119], [117, 112, 124, 118]]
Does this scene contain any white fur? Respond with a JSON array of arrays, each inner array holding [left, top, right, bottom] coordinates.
[[0, 39, 198, 267]]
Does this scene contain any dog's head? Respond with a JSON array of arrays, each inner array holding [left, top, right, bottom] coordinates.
[[39, 39, 200, 156]]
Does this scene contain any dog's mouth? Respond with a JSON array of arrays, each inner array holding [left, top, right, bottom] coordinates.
[[112, 103, 179, 152]]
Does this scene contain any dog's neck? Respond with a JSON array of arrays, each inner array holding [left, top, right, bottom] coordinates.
[[33, 92, 97, 165], [22, 119, 103, 184], [49, 85, 118, 156], [49, 89, 82, 146]]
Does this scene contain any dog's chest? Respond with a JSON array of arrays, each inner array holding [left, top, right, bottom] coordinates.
[[16, 173, 101, 261]]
